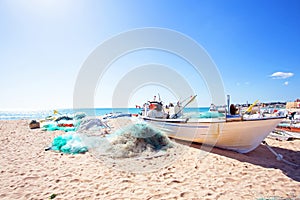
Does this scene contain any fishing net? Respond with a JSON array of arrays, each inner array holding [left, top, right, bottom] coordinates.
[[80, 119, 184, 172], [83, 122, 173, 159], [51, 134, 88, 154], [47, 116, 185, 172], [104, 123, 173, 158], [77, 117, 109, 136], [42, 123, 77, 132]]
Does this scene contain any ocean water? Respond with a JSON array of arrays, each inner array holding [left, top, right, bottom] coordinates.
[[0, 107, 209, 120]]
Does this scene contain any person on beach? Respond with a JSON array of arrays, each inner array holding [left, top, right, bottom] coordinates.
[[289, 111, 296, 120]]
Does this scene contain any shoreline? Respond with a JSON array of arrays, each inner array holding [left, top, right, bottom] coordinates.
[[0, 120, 299, 199]]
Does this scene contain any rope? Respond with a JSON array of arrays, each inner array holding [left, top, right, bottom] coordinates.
[[262, 141, 299, 167]]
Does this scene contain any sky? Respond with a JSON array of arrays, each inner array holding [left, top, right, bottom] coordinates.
[[0, 0, 299, 110]]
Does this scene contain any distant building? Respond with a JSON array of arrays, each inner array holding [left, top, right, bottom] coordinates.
[[286, 99, 300, 109]]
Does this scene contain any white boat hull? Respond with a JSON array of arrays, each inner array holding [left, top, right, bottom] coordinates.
[[142, 117, 283, 153]]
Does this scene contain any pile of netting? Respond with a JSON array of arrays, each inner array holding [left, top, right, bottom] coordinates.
[[49, 134, 88, 154], [45, 115, 174, 158], [84, 122, 173, 159], [40, 112, 87, 132], [47, 117, 110, 154]]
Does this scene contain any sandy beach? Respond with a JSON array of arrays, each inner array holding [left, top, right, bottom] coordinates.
[[0, 119, 299, 200]]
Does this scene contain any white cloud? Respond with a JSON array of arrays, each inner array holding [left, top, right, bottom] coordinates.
[[284, 81, 289, 86], [270, 72, 294, 79]]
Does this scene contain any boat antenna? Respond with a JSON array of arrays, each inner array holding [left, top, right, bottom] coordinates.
[[158, 93, 161, 102]]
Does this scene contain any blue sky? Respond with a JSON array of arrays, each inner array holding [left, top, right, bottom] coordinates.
[[0, 0, 299, 110]]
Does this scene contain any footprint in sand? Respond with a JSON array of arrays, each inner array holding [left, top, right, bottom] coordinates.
[[70, 178, 80, 183], [23, 176, 39, 181]]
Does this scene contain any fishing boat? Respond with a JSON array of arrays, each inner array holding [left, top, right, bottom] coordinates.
[[276, 121, 300, 133], [140, 96, 284, 153]]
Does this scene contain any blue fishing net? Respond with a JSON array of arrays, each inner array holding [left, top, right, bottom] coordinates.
[[42, 123, 77, 132], [51, 134, 88, 154]]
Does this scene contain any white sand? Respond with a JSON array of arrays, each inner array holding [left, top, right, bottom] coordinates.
[[0, 119, 299, 199]]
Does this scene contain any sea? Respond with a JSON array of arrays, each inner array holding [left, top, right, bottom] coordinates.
[[0, 107, 210, 120]]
